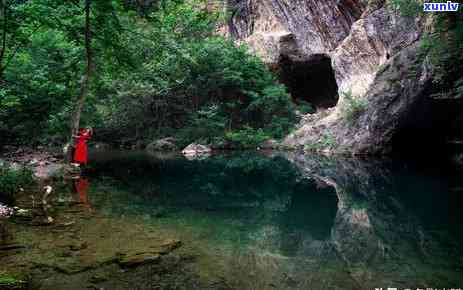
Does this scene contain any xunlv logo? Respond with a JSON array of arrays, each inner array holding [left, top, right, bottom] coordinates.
[[424, 1, 460, 12]]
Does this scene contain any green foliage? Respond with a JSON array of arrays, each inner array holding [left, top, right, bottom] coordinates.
[[0, 0, 295, 147], [389, 0, 421, 17], [99, 1, 295, 146], [296, 100, 315, 115], [0, 164, 34, 202], [0, 0, 130, 144], [341, 91, 367, 123], [304, 133, 337, 152], [225, 126, 270, 148], [390, 0, 463, 98], [1, 29, 81, 143], [177, 104, 227, 146], [0, 271, 27, 289], [418, 15, 463, 91]]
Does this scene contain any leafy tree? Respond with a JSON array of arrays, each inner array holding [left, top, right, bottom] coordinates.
[[0, 0, 296, 148], [98, 1, 295, 147]]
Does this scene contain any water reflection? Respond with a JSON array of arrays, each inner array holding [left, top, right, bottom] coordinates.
[[83, 150, 463, 289], [73, 177, 92, 210], [286, 152, 463, 289]]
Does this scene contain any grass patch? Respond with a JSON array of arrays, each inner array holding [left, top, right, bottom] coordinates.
[[341, 91, 368, 124]]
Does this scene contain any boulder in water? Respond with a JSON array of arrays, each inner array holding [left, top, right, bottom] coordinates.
[[181, 143, 212, 156]]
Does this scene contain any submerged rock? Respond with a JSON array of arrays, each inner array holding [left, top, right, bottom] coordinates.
[[118, 253, 161, 267], [154, 239, 182, 254], [118, 239, 181, 268]]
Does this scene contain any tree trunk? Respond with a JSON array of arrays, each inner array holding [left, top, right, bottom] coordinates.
[[66, 0, 92, 162], [0, 0, 8, 80]]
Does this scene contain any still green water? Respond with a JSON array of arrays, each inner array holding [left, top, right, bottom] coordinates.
[[78, 151, 463, 290]]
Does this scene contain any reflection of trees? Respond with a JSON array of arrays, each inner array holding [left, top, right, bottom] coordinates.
[[89, 152, 303, 210]]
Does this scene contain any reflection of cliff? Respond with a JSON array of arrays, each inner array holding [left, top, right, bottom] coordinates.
[[283, 152, 463, 288]]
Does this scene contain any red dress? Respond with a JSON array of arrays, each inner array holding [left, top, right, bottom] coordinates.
[[74, 131, 91, 164]]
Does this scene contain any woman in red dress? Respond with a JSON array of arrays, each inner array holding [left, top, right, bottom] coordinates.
[[73, 127, 92, 166]]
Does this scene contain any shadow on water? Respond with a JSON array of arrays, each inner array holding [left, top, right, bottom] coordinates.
[[78, 150, 463, 290]]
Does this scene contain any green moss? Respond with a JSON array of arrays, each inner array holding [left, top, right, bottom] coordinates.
[[0, 272, 27, 289]]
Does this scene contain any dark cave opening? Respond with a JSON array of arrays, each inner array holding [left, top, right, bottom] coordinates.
[[278, 54, 339, 109], [390, 96, 463, 157]]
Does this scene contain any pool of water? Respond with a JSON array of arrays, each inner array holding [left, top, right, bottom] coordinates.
[[72, 150, 463, 290]]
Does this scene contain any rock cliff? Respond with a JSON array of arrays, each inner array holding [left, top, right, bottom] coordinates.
[[223, 0, 463, 154]]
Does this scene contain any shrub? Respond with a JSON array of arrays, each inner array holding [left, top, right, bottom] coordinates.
[[0, 165, 35, 203], [177, 104, 227, 146], [341, 91, 367, 123], [224, 126, 271, 148], [389, 0, 421, 17], [296, 100, 315, 115], [304, 133, 337, 152]]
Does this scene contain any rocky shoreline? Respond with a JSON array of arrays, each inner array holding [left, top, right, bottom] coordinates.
[[0, 179, 217, 290], [0, 147, 226, 290]]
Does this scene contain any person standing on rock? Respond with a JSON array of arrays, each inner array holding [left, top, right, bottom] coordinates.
[[72, 127, 92, 166]]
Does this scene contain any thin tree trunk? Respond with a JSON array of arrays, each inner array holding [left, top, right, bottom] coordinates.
[[67, 0, 92, 162], [0, 0, 8, 80]]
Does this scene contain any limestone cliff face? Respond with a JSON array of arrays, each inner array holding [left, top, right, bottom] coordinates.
[[225, 0, 366, 62], [224, 0, 421, 97], [223, 0, 463, 154]]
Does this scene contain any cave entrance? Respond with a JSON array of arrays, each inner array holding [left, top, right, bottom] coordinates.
[[391, 97, 463, 156], [278, 54, 339, 110]]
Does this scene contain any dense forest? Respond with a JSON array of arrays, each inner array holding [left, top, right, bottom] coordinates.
[[0, 0, 296, 149], [0, 0, 462, 152]]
